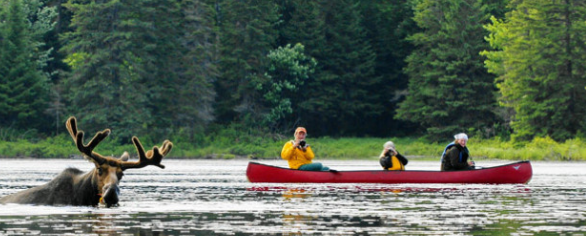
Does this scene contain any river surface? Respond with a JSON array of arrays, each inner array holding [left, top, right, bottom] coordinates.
[[0, 159, 584, 235]]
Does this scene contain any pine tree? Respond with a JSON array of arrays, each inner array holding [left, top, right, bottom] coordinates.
[[277, 0, 325, 55], [0, 0, 51, 130], [275, 0, 326, 132], [61, 0, 155, 140], [42, 0, 72, 85], [172, 0, 218, 141], [482, 0, 510, 19], [359, 0, 419, 136], [483, 0, 586, 141], [214, 0, 279, 126], [0, 4, 10, 118], [297, 0, 380, 136], [26, 0, 61, 133], [396, 0, 499, 140], [137, 0, 188, 138]]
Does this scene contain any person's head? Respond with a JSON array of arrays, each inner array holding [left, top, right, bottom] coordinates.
[[383, 141, 395, 151], [380, 141, 396, 157], [454, 133, 468, 147], [294, 127, 307, 141]]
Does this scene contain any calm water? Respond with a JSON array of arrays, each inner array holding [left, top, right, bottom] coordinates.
[[0, 159, 585, 235]]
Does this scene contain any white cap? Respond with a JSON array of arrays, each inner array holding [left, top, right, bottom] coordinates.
[[454, 133, 468, 140], [383, 141, 395, 150]]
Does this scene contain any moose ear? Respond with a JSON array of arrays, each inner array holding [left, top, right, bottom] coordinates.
[[119, 151, 130, 161]]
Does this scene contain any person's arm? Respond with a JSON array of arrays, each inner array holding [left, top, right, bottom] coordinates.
[[396, 152, 408, 166], [379, 149, 387, 159], [446, 148, 469, 170], [281, 142, 295, 160]]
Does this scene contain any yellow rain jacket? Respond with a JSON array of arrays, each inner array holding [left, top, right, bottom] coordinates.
[[281, 141, 315, 169], [385, 155, 405, 171]]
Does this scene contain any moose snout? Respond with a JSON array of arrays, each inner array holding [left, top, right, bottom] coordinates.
[[101, 184, 120, 207]]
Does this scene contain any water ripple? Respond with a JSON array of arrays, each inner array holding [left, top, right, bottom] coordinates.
[[0, 160, 585, 235]]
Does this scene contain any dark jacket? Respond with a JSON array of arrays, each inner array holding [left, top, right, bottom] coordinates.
[[441, 144, 470, 171], [380, 152, 408, 170]]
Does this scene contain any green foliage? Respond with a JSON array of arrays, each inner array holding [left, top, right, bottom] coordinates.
[[396, 0, 500, 141], [61, 0, 216, 142], [0, 134, 69, 158], [358, 0, 419, 136], [254, 43, 317, 131], [473, 136, 586, 161], [4, 122, 586, 161], [0, 127, 41, 142], [172, 123, 285, 159], [214, 0, 279, 127], [242, 135, 586, 161], [294, 0, 382, 136], [61, 0, 154, 140], [278, 0, 387, 136], [5, 0, 586, 150], [7, 132, 586, 161], [277, 0, 325, 60], [169, 0, 218, 141], [0, 0, 53, 131], [0, 133, 144, 159], [483, 0, 586, 142], [306, 137, 443, 160]]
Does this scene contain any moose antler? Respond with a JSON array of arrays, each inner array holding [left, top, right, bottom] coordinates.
[[66, 116, 111, 164], [121, 136, 173, 170]]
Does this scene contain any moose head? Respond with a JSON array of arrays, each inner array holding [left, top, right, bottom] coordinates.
[[0, 116, 173, 207]]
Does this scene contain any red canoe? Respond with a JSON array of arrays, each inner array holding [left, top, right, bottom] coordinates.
[[246, 161, 533, 184]]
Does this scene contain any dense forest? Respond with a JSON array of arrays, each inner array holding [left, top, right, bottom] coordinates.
[[1, 0, 586, 145]]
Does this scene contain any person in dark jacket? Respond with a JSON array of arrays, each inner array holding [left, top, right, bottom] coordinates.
[[379, 141, 408, 170], [440, 133, 475, 171]]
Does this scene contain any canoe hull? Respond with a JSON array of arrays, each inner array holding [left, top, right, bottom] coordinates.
[[246, 161, 532, 184]]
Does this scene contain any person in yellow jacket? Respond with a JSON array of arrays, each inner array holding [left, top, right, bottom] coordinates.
[[379, 141, 408, 170], [281, 127, 331, 171]]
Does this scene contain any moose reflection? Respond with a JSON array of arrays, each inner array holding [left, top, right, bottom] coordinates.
[[0, 117, 173, 207]]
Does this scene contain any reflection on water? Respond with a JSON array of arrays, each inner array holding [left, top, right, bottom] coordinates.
[[1, 159, 586, 235]]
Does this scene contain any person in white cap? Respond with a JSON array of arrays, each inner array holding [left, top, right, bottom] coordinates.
[[440, 133, 475, 171], [281, 127, 331, 171], [379, 141, 408, 170]]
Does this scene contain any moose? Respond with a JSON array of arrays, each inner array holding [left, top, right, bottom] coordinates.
[[0, 116, 173, 207]]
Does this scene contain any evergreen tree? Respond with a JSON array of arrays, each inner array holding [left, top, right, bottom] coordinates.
[[214, 0, 279, 127], [255, 43, 317, 132], [172, 0, 218, 141], [27, 0, 62, 133], [0, 0, 51, 131], [42, 0, 72, 85], [275, 0, 326, 132], [35, 0, 74, 135], [483, 0, 586, 141], [359, 0, 419, 136], [297, 0, 380, 136], [396, 0, 500, 140], [0, 2, 10, 119], [277, 0, 325, 54], [61, 0, 155, 140], [482, 0, 511, 19], [138, 0, 187, 138], [24, 0, 58, 80]]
